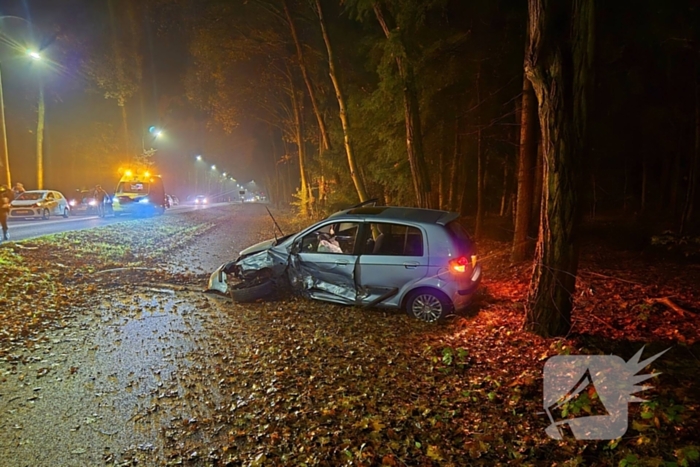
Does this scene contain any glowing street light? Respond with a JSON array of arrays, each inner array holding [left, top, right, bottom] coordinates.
[[28, 50, 41, 60], [0, 15, 44, 187], [196, 155, 202, 161], [211, 165, 216, 170]]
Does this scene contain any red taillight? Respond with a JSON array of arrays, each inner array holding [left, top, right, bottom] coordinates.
[[449, 256, 469, 273]]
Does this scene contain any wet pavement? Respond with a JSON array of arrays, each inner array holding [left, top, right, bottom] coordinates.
[[0, 203, 276, 466]]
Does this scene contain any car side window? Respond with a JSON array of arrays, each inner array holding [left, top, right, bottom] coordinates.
[[365, 223, 424, 256], [300, 222, 360, 254], [46, 192, 54, 200]]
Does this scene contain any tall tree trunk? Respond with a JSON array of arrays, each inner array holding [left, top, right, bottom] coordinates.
[[500, 160, 509, 217], [448, 117, 460, 211], [316, 0, 368, 203], [373, 3, 432, 208], [474, 65, 485, 238], [681, 56, 700, 233], [36, 80, 45, 189], [290, 85, 310, 217], [530, 139, 544, 236], [283, 0, 330, 152], [512, 76, 539, 262], [641, 154, 648, 213], [121, 105, 130, 164], [524, 0, 594, 338]]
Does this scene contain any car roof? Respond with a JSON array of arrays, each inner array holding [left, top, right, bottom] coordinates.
[[329, 206, 459, 226]]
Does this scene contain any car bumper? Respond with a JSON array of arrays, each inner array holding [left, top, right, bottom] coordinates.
[[9, 209, 42, 218]]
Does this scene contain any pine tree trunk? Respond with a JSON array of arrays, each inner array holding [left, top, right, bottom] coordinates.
[[474, 65, 485, 238], [512, 76, 538, 262], [523, 0, 594, 337], [283, 0, 330, 152], [290, 87, 310, 217], [531, 140, 544, 235], [681, 57, 699, 234], [316, 0, 368, 203], [448, 117, 460, 211], [373, 4, 432, 208]]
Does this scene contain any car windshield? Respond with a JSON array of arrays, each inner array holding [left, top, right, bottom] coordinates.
[[117, 182, 149, 194], [16, 192, 45, 201]]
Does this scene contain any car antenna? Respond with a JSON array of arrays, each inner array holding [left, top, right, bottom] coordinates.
[[265, 206, 285, 240]]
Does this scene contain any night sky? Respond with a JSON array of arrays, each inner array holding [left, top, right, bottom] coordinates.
[[0, 0, 261, 199]]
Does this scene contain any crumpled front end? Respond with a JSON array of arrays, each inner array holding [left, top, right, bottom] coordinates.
[[205, 247, 290, 295]]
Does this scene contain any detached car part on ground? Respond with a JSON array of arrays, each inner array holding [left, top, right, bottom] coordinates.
[[207, 205, 482, 322]]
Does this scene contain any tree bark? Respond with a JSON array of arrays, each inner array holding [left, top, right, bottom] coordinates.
[[681, 55, 699, 233], [511, 76, 539, 262], [36, 80, 45, 190], [316, 0, 369, 203], [523, 0, 594, 338], [531, 139, 544, 235], [290, 83, 310, 216], [448, 116, 460, 211], [283, 0, 330, 152], [373, 3, 432, 208], [474, 65, 485, 238]]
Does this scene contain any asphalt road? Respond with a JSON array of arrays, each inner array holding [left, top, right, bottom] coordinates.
[[5, 204, 214, 242]]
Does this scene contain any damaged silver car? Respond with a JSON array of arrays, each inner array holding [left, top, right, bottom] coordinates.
[[207, 204, 482, 322]]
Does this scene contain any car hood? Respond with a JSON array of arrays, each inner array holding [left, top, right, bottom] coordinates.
[[11, 199, 44, 207], [239, 238, 277, 256]]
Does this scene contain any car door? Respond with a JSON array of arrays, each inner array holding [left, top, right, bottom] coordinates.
[[290, 221, 361, 305], [356, 222, 429, 307]]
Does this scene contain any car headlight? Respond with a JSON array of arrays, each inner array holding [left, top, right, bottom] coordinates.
[[69, 200, 77, 207], [138, 197, 150, 204], [88, 200, 97, 206], [203, 198, 208, 204]]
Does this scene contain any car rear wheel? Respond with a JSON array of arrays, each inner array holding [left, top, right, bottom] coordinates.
[[42, 208, 50, 220], [405, 289, 452, 322]]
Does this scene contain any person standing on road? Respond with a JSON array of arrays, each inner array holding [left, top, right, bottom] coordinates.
[[0, 184, 12, 241], [93, 185, 108, 217], [13, 182, 25, 199]]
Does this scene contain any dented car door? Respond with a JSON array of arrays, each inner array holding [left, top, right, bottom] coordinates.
[[289, 221, 361, 304]]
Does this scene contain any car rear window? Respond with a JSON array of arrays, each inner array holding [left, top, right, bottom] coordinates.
[[446, 221, 474, 255]]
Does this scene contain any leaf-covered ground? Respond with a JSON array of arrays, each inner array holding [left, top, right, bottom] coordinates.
[[0, 215, 211, 357], [0, 205, 698, 466]]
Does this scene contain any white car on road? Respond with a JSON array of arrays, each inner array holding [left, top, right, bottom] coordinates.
[[10, 190, 71, 220]]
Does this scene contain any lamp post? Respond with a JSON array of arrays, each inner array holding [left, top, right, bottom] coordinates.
[[0, 61, 9, 187], [195, 155, 203, 194], [0, 15, 41, 187]]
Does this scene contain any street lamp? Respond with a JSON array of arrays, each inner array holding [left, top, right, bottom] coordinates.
[[0, 15, 42, 187]]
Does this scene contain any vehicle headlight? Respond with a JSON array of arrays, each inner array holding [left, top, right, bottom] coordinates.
[[69, 200, 77, 207], [138, 197, 150, 204], [88, 200, 97, 206]]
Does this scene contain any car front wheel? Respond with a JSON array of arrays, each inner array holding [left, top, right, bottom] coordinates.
[[63, 208, 69, 218], [405, 289, 452, 322], [42, 208, 50, 220]]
